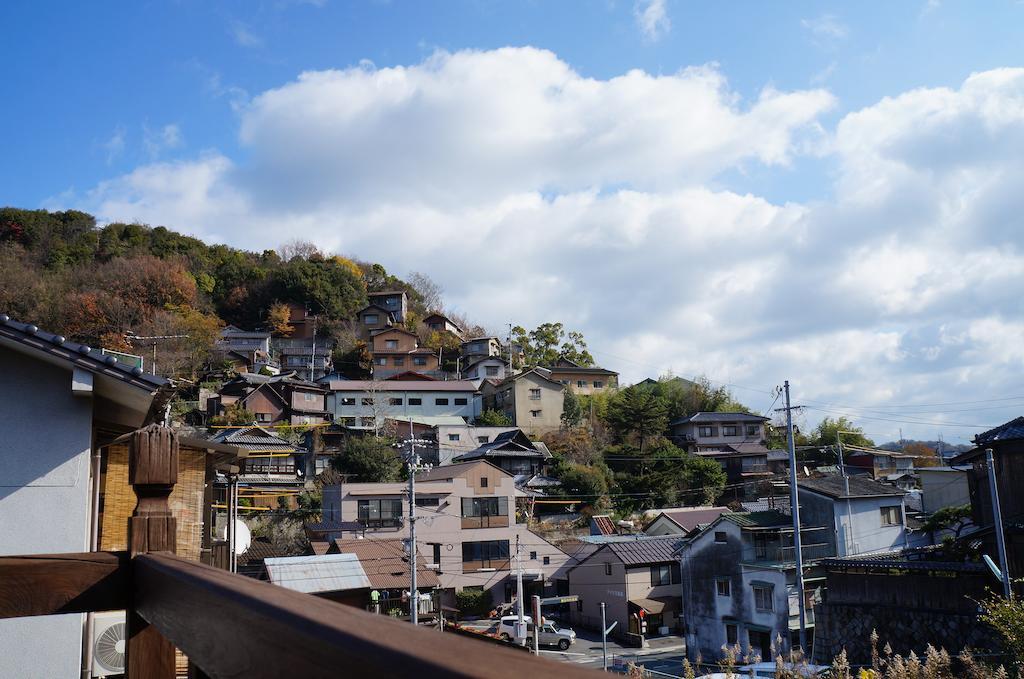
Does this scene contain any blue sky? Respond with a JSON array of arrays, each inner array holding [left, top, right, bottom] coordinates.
[[3, 1, 1024, 444]]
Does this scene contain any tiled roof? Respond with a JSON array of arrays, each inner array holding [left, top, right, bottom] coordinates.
[[650, 507, 730, 533], [547, 366, 618, 376], [670, 412, 769, 426], [605, 536, 686, 565], [975, 416, 1024, 445], [721, 510, 792, 529], [798, 474, 905, 500], [209, 426, 304, 452], [334, 539, 441, 589], [591, 515, 617, 536], [416, 460, 510, 482]]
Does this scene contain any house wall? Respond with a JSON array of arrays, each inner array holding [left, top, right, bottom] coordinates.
[[918, 469, 970, 514], [0, 348, 93, 678], [796, 490, 839, 557], [511, 373, 564, 436], [322, 464, 569, 603], [547, 371, 618, 395], [643, 515, 688, 537], [461, 337, 501, 358], [463, 357, 507, 381], [568, 550, 631, 637], [434, 425, 518, 466], [371, 329, 418, 353], [326, 387, 475, 429], [243, 389, 286, 424], [625, 565, 683, 631], [673, 421, 766, 449], [836, 494, 907, 556]]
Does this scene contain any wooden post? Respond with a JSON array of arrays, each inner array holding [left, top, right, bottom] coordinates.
[[126, 424, 179, 678]]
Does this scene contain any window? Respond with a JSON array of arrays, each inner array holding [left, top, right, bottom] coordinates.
[[650, 564, 672, 586], [698, 426, 718, 437], [529, 388, 542, 400], [385, 340, 399, 349], [364, 314, 379, 325], [435, 398, 449, 406], [393, 357, 405, 366], [409, 398, 422, 406], [723, 425, 738, 436], [593, 381, 603, 389], [416, 497, 440, 507], [480, 477, 488, 488], [256, 412, 272, 422], [530, 551, 537, 560], [413, 356, 428, 366], [389, 398, 403, 406], [714, 531, 727, 544], [577, 380, 587, 388], [361, 397, 374, 406], [375, 357, 387, 366], [716, 579, 731, 597], [746, 425, 760, 436], [531, 410, 542, 418], [754, 534, 768, 560], [486, 366, 499, 376], [604, 563, 613, 576], [432, 543, 442, 566], [461, 540, 510, 566], [753, 584, 774, 611], [303, 392, 317, 402], [477, 436, 490, 444], [543, 556, 550, 565], [341, 397, 356, 406], [357, 499, 403, 528], [725, 623, 738, 646], [880, 505, 902, 526], [454, 398, 468, 406], [448, 433, 461, 442]]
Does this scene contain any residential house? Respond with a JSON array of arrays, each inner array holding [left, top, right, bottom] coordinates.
[[952, 416, 1024, 587], [843, 448, 915, 480], [670, 412, 773, 500], [215, 326, 275, 373], [543, 358, 619, 395], [264, 553, 372, 608], [452, 429, 552, 477], [462, 356, 509, 383], [432, 423, 519, 466], [210, 426, 307, 506], [796, 475, 909, 557], [354, 303, 397, 340], [422, 312, 463, 337], [333, 538, 442, 616], [461, 336, 503, 361], [679, 511, 829, 662], [368, 290, 409, 323], [480, 368, 566, 436], [642, 507, 730, 537], [917, 466, 971, 514], [323, 379, 477, 432], [0, 315, 170, 678], [568, 536, 686, 642], [272, 337, 334, 382], [370, 327, 441, 379], [319, 460, 571, 606], [210, 373, 329, 426]]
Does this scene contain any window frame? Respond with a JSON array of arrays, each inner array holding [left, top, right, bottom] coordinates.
[[722, 425, 739, 437], [716, 578, 731, 597], [753, 584, 774, 611], [435, 397, 449, 406], [880, 505, 903, 526]]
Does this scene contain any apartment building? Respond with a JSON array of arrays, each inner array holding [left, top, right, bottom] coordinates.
[[323, 379, 477, 431], [320, 460, 571, 605]]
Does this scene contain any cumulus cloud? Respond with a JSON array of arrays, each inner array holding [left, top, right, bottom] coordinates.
[[634, 0, 671, 42], [60, 51, 1024, 443]]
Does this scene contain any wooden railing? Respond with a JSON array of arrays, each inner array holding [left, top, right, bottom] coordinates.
[[0, 424, 600, 678]]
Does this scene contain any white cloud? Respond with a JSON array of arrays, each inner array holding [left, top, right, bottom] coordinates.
[[634, 0, 671, 42], [101, 125, 126, 164], [142, 123, 183, 159], [229, 20, 263, 48], [58, 51, 1024, 444], [801, 14, 848, 44]]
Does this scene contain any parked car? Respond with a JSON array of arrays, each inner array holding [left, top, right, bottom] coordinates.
[[697, 661, 829, 678], [497, 615, 576, 651]]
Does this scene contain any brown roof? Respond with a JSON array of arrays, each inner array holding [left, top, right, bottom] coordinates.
[[415, 459, 511, 482], [334, 539, 441, 589], [309, 541, 331, 556], [325, 380, 477, 392], [591, 515, 616, 536], [649, 507, 730, 533]]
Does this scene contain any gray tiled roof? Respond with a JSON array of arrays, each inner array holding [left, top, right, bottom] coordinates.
[[670, 412, 769, 425], [210, 426, 305, 452], [975, 416, 1024, 445], [605, 536, 686, 565], [798, 474, 905, 499]]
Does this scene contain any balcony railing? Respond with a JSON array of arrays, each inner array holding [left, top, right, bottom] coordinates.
[[0, 424, 598, 679]]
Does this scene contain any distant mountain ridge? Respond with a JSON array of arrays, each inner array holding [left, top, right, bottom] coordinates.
[[878, 439, 972, 457]]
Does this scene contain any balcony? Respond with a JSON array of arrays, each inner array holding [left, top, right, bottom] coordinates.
[[0, 424, 596, 679]]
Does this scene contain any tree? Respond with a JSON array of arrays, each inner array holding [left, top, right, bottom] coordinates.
[[561, 388, 583, 428], [277, 239, 322, 262], [979, 594, 1024, 673], [270, 256, 367, 321], [541, 428, 603, 466], [332, 436, 402, 482], [511, 322, 594, 368], [477, 409, 512, 426], [266, 301, 293, 337], [903, 441, 942, 467], [605, 441, 726, 511], [605, 386, 669, 451], [920, 505, 972, 539], [555, 461, 611, 502], [211, 403, 256, 426], [812, 416, 874, 448], [406, 271, 444, 312]]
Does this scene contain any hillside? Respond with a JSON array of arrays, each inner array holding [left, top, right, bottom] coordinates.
[[0, 207, 459, 377]]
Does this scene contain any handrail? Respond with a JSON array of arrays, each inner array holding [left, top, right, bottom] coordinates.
[[133, 552, 599, 679]]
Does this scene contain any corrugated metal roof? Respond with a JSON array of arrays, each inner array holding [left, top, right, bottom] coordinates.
[[651, 507, 730, 533], [605, 536, 686, 565], [721, 510, 792, 529], [265, 553, 372, 593], [670, 412, 769, 425]]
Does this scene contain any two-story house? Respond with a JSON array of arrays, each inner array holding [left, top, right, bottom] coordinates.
[[210, 426, 307, 507], [369, 327, 441, 379], [542, 358, 619, 395], [209, 373, 328, 426], [422, 312, 463, 337], [215, 326, 274, 373], [679, 510, 831, 662], [452, 429, 552, 477], [320, 460, 571, 606], [272, 337, 334, 382], [323, 379, 477, 432], [796, 475, 908, 558], [368, 290, 409, 323], [670, 412, 773, 500], [568, 536, 686, 642], [844, 449, 915, 480], [432, 423, 519, 466], [462, 356, 510, 384], [354, 303, 397, 340], [461, 336, 503, 362], [479, 368, 565, 436]]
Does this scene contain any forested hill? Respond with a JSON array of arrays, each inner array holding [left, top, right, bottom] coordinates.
[[0, 207, 451, 376]]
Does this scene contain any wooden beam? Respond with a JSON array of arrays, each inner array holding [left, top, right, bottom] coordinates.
[[134, 553, 600, 679], [0, 551, 129, 619]]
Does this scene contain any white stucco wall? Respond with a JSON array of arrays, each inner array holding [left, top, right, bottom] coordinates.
[[0, 347, 93, 678], [832, 494, 907, 556]]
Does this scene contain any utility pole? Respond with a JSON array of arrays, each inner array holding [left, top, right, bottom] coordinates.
[[600, 602, 608, 671], [309, 314, 318, 381], [531, 595, 541, 655], [508, 323, 514, 372], [986, 448, 1013, 599], [836, 431, 857, 555], [515, 535, 526, 646], [402, 419, 432, 625], [778, 380, 807, 651]]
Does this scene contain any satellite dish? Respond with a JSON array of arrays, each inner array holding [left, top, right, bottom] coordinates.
[[233, 519, 252, 555]]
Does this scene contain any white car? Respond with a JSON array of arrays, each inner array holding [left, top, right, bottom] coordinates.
[[497, 615, 576, 651], [697, 661, 829, 678]]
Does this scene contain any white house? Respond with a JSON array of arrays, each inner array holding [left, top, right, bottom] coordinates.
[[322, 379, 477, 431], [796, 475, 909, 557]]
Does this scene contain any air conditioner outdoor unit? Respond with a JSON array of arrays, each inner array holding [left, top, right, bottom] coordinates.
[[91, 610, 127, 677]]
